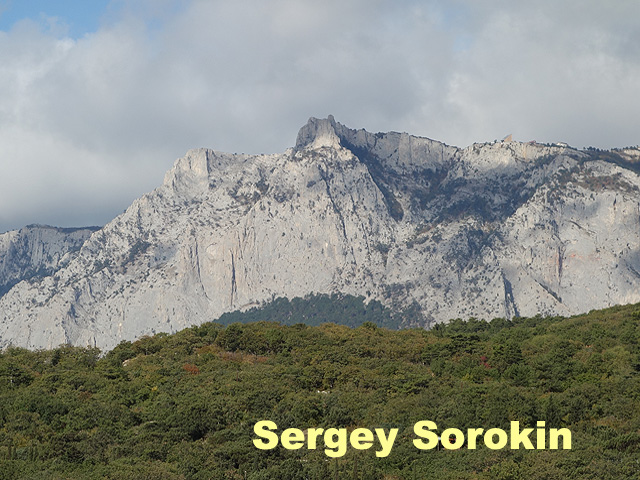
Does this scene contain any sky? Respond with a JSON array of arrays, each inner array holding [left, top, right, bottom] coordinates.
[[1, 0, 639, 233]]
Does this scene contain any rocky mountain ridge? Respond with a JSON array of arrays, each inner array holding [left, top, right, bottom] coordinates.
[[1, 116, 640, 350], [0, 225, 98, 298]]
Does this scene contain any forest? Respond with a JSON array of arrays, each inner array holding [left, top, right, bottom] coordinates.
[[0, 294, 639, 479]]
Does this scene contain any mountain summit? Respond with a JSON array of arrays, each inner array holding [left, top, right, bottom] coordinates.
[[2, 117, 640, 350]]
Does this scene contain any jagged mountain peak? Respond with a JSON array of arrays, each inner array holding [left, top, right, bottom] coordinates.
[[2, 118, 640, 350], [295, 115, 342, 150]]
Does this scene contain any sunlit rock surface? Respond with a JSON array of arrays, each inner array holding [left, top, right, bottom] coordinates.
[[2, 117, 640, 350]]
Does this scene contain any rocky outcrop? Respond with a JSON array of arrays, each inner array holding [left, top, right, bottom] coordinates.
[[1, 117, 640, 350], [0, 225, 98, 297]]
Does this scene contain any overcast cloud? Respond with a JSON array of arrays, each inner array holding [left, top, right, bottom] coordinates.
[[1, 0, 639, 232]]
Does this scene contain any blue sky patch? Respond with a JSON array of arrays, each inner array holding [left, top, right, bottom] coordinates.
[[0, 0, 110, 37]]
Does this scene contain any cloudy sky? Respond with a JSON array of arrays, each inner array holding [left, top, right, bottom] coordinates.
[[1, 0, 639, 233]]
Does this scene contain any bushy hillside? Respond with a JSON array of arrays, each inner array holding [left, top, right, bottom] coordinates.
[[215, 293, 412, 329], [0, 298, 639, 479]]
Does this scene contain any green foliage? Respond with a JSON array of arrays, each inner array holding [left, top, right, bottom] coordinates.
[[216, 293, 407, 330], [0, 302, 639, 478]]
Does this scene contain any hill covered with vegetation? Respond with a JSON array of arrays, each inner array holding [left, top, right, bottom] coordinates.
[[0, 295, 639, 479]]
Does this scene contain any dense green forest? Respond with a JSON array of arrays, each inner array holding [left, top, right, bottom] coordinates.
[[0, 295, 639, 479], [215, 294, 414, 329]]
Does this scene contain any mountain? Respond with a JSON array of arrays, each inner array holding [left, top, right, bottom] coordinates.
[[0, 225, 99, 298], [1, 116, 640, 350]]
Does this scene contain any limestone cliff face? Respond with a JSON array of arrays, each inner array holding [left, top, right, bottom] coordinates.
[[1, 117, 640, 350], [0, 225, 98, 297]]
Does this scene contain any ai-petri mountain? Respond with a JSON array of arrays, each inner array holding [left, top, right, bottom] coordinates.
[[1, 116, 640, 350], [0, 225, 99, 298]]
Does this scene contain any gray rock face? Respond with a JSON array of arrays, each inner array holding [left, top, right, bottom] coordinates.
[[0, 225, 98, 297], [1, 117, 640, 350]]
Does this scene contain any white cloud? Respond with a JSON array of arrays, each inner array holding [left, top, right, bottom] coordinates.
[[1, 0, 639, 232], [441, 1, 640, 147]]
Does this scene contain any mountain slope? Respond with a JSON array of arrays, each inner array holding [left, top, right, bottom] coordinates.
[[1, 303, 639, 478], [0, 225, 99, 298], [1, 116, 639, 350]]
